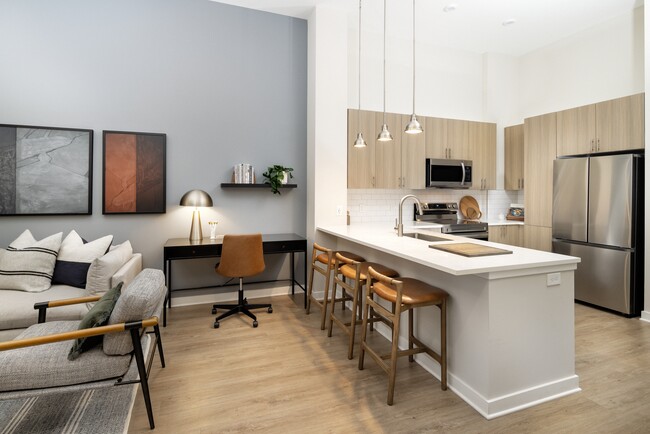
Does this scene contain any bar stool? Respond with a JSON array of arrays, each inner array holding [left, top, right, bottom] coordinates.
[[306, 243, 365, 330], [328, 252, 399, 359], [358, 266, 449, 406]]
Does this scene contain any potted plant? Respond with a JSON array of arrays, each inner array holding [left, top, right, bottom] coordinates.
[[262, 165, 294, 195]]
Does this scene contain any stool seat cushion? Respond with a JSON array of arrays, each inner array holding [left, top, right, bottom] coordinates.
[[340, 262, 398, 282], [373, 278, 448, 305], [316, 251, 365, 266]]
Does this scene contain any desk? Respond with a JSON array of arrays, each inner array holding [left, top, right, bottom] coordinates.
[[163, 234, 307, 325]]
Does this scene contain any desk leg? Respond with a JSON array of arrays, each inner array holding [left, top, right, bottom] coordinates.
[[291, 252, 295, 295], [303, 250, 307, 309]]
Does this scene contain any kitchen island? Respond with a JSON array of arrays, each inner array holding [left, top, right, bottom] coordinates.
[[317, 223, 581, 419]]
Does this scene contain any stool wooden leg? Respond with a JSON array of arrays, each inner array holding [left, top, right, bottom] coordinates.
[[358, 294, 371, 371], [440, 299, 447, 391], [327, 271, 339, 337], [408, 308, 414, 363], [387, 304, 401, 406], [306, 259, 316, 315], [347, 280, 362, 360], [320, 265, 332, 330]]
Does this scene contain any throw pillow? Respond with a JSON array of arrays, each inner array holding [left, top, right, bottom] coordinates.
[[86, 241, 133, 296], [0, 230, 62, 292], [52, 230, 113, 288], [68, 281, 123, 360]]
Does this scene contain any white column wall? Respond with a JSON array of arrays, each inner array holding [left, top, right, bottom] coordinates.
[[643, 4, 650, 323], [307, 5, 349, 242]]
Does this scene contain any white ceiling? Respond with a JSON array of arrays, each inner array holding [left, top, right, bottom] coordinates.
[[211, 0, 643, 56]]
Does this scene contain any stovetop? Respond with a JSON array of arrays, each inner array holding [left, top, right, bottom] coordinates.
[[415, 202, 487, 233]]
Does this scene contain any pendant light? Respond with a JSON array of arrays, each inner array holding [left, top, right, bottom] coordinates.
[[377, 0, 393, 142], [404, 0, 423, 134], [353, 0, 366, 148]]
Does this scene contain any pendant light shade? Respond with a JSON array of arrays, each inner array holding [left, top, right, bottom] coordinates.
[[354, 132, 367, 148], [354, 0, 367, 148], [377, 0, 392, 142], [404, 0, 423, 135], [377, 123, 393, 142]]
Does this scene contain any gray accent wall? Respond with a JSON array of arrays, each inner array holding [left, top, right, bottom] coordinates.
[[0, 0, 307, 288]]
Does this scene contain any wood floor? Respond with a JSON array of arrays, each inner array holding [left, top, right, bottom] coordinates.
[[129, 295, 650, 433]]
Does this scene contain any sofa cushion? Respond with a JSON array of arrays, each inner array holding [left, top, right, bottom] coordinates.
[[0, 230, 62, 292], [0, 285, 90, 331], [0, 321, 132, 392], [103, 269, 165, 355], [52, 230, 113, 288], [86, 241, 133, 296], [69, 282, 122, 360]]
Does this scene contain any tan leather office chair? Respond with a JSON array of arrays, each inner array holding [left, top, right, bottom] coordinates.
[[212, 234, 272, 328]]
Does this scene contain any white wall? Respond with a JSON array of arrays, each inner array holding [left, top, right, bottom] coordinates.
[[644, 4, 650, 322]]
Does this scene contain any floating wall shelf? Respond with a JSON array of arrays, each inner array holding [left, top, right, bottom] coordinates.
[[220, 183, 297, 189]]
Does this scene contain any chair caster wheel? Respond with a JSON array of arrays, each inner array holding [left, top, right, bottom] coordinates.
[[214, 321, 220, 328], [253, 320, 258, 328], [268, 307, 273, 313], [211, 308, 217, 314]]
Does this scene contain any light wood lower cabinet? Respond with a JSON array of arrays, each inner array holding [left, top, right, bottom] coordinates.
[[348, 109, 376, 188], [504, 124, 524, 190], [524, 225, 552, 252], [488, 225, 522, 247]]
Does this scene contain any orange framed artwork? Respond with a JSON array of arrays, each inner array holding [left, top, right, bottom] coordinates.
[[102, 131, 166, 214]]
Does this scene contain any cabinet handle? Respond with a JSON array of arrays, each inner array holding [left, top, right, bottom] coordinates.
[[591, 139, 595, 153], [597, 138, 600, 152], [372, 176, 375, 187], [449, 149, 452, 159]]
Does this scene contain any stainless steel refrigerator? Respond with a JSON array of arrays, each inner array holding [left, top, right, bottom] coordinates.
[[552, 153, 644, 316]]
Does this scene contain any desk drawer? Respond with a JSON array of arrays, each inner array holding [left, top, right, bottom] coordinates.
[[165, 244, 221, 259], [263, 240, 307, 254]]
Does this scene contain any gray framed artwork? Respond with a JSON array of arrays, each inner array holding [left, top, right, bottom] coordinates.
[[0, 124, 93, 215]]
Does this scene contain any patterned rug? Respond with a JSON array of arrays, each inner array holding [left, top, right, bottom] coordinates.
[[0, 385, 137, 434]]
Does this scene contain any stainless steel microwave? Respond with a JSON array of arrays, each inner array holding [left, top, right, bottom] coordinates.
[[425, 158, 472, 188]]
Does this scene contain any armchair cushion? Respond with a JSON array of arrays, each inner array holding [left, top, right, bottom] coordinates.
[[0, 321, 131, 392], [68, 282, 122, 360], [0, 230, 62, 292], [103, 269, 165, 355]]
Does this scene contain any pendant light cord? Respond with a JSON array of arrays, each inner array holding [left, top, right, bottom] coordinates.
[[383, 0, 387, 125], [358, 0, 362, 126], [412, 0, 416, 114]]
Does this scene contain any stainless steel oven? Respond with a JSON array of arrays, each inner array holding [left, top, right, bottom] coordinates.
[[426, 158, 472, 189], [415, 202, 488, 240]]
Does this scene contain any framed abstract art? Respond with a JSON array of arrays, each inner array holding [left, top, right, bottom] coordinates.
[[102, 130, 166, 214], [0, 124, 93, 215]]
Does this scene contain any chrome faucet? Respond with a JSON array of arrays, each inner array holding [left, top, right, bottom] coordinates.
[[397, 194, 424, 237]]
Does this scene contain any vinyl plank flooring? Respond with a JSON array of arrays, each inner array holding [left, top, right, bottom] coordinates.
[[129, 298, 650, 433]]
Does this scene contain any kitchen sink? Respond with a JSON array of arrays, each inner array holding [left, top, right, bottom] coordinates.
[[402, 232, 449, 242]]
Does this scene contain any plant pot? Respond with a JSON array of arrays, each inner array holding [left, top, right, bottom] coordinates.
[[281, 172, 289, 184]]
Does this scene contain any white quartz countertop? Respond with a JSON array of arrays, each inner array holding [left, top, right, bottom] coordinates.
[[317, 223, 579, 277]]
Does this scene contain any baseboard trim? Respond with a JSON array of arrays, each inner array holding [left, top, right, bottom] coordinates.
[[170, 283, 295, 307], [640, 311, 650, 323]]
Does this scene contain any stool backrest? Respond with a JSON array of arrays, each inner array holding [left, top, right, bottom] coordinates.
[[367, 265, 403, 305], [216, 234, 265, 278]]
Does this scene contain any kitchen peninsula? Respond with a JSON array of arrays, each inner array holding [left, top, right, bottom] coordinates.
[[317, 223, 581, 419]]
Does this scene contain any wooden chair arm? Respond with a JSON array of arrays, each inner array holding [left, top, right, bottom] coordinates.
[[0, 317, 159, 351], [34, 295, 102, 311]]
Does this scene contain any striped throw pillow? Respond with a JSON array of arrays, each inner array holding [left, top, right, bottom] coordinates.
[[0, 230, 62, 292]]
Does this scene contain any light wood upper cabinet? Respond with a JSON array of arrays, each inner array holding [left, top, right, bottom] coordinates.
[[347, 109, 376, 188], [447, 119, 470, 160], [424, 117, 447, 159], [374, 112, 402, 189], [401, 114, 426, 189], [524, 112, 556, 228], [504, 124, 524, 190], [595, 93, 644, 152], [556, 93, 644, 156], [557, 104, 596, 156], [470, 121, 496, 190]]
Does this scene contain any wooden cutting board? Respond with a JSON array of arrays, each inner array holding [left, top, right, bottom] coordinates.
[[429, 242, 513, 257]]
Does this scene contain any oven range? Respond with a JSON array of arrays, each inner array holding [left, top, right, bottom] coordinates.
[[414, 202, 488, 240]]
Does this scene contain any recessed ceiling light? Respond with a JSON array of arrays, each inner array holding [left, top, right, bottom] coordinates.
[[502, 18, 517, 26], [443, 4, 457, 13]]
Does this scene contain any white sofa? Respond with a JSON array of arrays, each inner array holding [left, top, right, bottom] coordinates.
[[0, 253, 143, 342]]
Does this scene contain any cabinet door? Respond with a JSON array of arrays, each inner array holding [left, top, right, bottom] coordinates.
[[425, 117, 447, 159], [489, 225, 522, 246], [504, 124, 524, 190], [447, 119, 470, 161], [556, 105, 596, 156], [374, 112, 402, 189], [401, 114, 426, 189], [524, 113, 556, 228], [469, 121, 494, 190], [596, 93, 645, 152], [488, 226, 506, 243], [524, 225, 552, 252], [347, 109, 376, 188]]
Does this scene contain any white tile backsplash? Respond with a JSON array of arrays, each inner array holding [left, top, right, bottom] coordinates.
[[347, 189, 525, 224]]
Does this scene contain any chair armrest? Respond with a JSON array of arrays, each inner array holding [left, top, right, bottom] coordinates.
[[0, 317, 159, 351], [34, 296, 103, 324]]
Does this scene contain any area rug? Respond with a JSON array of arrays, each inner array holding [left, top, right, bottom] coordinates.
[[0, 385, 137, 434]]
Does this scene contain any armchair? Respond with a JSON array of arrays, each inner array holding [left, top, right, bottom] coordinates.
[[0, 268, 166, 429]]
